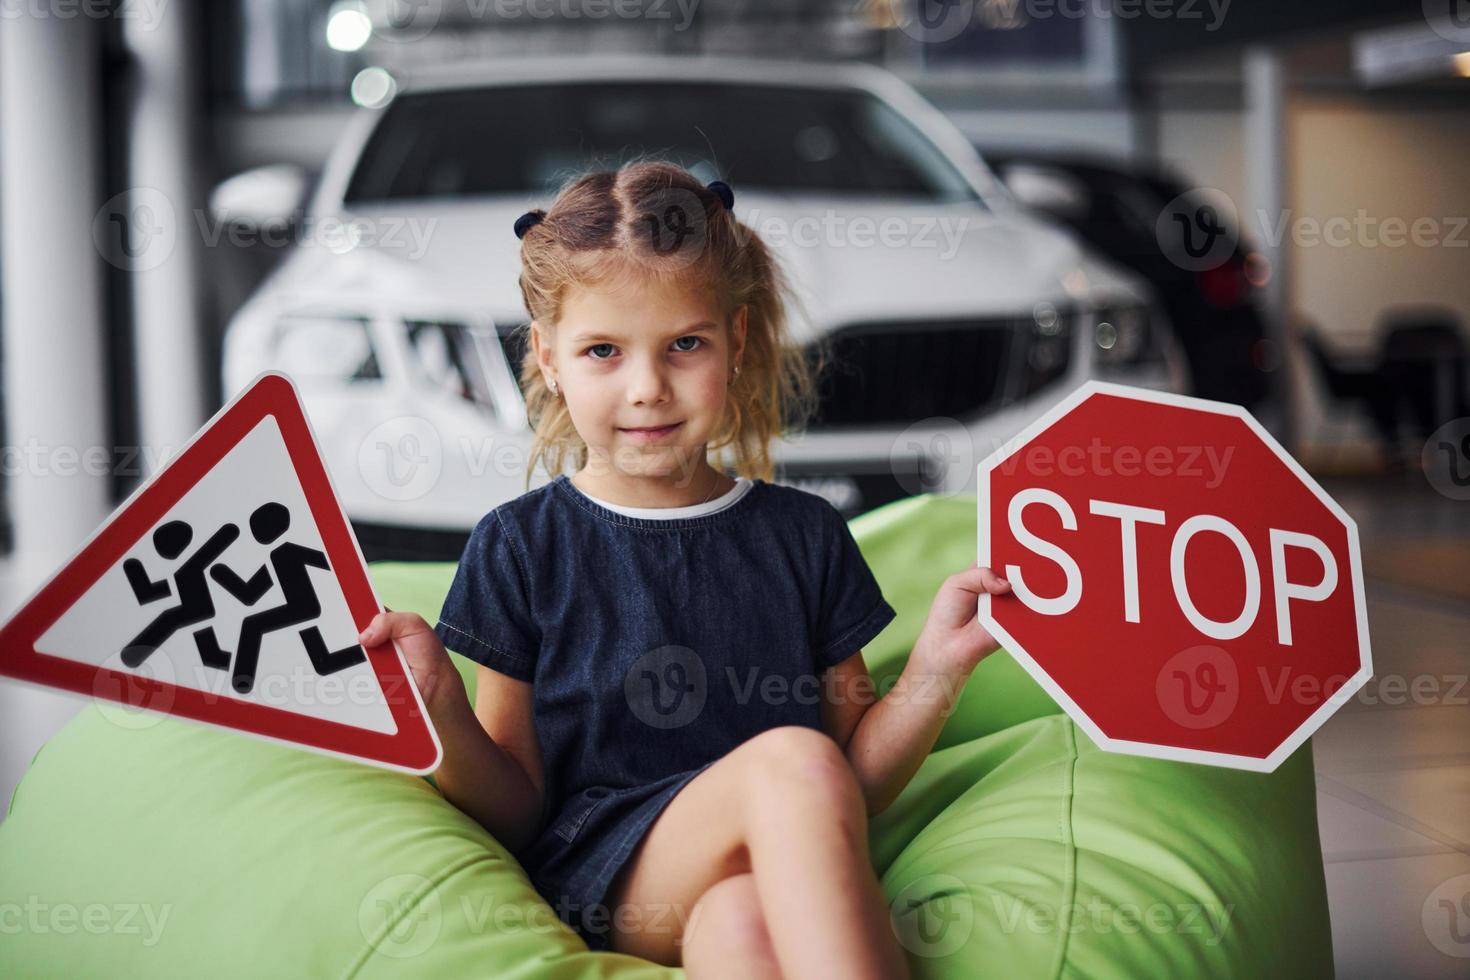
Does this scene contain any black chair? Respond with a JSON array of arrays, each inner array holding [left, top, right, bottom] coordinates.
[[1373, 307, 1470, 442]]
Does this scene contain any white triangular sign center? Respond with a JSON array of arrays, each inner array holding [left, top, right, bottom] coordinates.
[[37, 415, 396, 735]]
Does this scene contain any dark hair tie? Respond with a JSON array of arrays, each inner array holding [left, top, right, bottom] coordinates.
[[706, 180, 734, 211], [514, 209, 546, 240]]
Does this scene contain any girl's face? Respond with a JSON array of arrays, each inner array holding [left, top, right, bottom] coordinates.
[[533, 274, 747, 496]]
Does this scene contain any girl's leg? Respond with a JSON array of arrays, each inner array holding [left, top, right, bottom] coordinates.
[[603, 726, 909, 979], [742, 728, 909, 980], [680, 873, 782, 980]]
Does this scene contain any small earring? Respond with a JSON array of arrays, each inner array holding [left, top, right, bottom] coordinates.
[[549, 377, 560, 397], [731, 364, 741, 381]]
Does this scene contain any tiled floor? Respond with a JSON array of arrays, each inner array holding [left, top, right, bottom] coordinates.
[[1315, 477, 1470, 979]]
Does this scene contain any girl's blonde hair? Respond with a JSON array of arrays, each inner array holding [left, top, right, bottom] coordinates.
[[513, 159, 826, 489]]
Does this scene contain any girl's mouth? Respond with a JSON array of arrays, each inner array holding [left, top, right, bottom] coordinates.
[[618, 422, 683, 443]]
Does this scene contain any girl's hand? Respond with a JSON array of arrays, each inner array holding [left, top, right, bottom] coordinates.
[[359, 608, 467, 717], [912, 565, 1013, 677]]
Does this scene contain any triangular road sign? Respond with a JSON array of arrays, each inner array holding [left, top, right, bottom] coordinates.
[[0, 371, 443, 775]]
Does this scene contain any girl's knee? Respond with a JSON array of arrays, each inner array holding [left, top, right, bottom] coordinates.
[[747, 725, 846, 773], [744, 726, 864, 809]]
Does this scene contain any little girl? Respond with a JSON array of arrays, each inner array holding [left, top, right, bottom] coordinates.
[[358, 161, 1012, 979]]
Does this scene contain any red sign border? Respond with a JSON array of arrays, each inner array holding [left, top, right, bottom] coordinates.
[[0, 371, 443, 776], [977, 380, 1372, 773]]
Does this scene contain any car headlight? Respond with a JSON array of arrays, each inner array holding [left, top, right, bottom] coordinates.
[[1093, 304, 1161, 369], [271, 313, 381, 382], [1017, 301, 1075, 397]]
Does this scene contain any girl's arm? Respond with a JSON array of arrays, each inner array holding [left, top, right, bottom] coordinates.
[[823, 565, 1012, 817], [361, 611, 544, 855], [429, 693, 544, 855]]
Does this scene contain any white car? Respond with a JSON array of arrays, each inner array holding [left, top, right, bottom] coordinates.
[[219, 55, 1184, 559]]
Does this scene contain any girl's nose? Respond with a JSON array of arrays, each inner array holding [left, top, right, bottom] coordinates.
[[626, 354, 671, 404]]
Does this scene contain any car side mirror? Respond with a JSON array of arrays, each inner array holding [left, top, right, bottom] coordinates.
[[1000, 165, 1089, 221], [209, 164, 314, 234]]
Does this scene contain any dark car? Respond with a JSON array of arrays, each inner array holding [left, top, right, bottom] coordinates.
[[981, 147, 1275, 410]]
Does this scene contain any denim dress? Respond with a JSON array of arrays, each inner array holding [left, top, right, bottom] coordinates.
[[432, 472, 898, 952]]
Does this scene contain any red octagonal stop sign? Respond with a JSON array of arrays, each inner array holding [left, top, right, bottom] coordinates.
[[978, 381, 1371, 772]]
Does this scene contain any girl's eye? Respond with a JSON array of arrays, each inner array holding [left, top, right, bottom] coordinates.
[[583, 337, 704, 359]]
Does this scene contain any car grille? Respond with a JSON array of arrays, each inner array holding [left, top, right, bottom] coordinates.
[[806, 313, 1069, 430]]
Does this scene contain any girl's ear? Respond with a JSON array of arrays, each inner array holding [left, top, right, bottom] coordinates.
[[530, 320, 552, 369], [731, 304, 748, 363]]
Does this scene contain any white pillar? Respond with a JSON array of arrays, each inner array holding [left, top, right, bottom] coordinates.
[[0, 11, 110, 819], [1243, 45, 1294, 450], [125, 1, 209, 474]]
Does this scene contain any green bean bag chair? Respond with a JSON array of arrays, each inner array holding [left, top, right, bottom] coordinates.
[[0, 491, 1333, 978]]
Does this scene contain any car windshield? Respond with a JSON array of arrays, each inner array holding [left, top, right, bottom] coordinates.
[[343, 81, 983, 205]]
